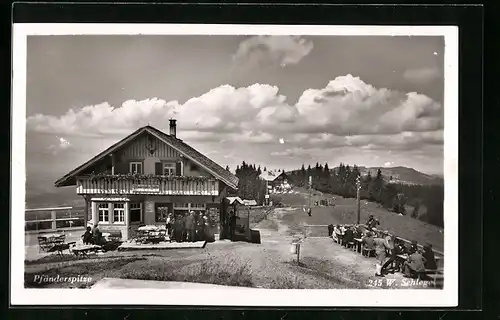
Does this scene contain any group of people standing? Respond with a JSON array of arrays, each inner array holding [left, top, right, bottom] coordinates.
[[167, 211, 214, 243]]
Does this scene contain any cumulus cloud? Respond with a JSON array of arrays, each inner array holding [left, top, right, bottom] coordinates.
[[403, 67, 441, 84], [47, 136, 72, 154], [233, 35, 314, 67], [27, 74, 443, 156]]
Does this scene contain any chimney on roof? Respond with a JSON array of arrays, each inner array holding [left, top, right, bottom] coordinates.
[[169, 119, 177, 137]]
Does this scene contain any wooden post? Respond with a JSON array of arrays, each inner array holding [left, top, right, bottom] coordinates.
[[356, 176, 361, 225], [51, 210, 57, 231], [83, 196, 89, 228], [111, 153, 115, 175], [124, 201, 130, 240], [297, 243, 300, 265]]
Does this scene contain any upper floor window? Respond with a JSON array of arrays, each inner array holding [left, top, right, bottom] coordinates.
[[129, 162, 142, 174], [163, 162, 176, 176]]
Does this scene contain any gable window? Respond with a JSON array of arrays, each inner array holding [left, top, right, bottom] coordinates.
[[113, 203, 125, 223], [129, 162, 143, 174], [163, 162, 176, 176], [130, 202, 143, 223], [98, 203, 109, 223]]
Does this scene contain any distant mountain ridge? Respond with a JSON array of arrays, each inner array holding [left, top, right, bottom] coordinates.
[[345, 166, 443, 186], [286, 166, 443, 186]]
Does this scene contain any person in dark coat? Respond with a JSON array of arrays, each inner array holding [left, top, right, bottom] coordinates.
[[185, 211, 195, 242], [229, 210, 236, 240], [327, 224, 334, 237], [81, 226, 93, 245], [381, 235, 399, 274], [92, 223, 104, 245], [195, 212, 205, 241], [343, 226, 354, 247], [422, 243, 437, 270], [366, 215, 375, 226], [173, 214, 184, 242]]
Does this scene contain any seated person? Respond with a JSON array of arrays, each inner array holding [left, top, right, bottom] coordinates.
[[391, 240, 406, 272], [343, 226, 354, 247], [92, 223, 105, 246], [81, 226, 94, 245], [354, 225, 363, 239], [403, 247, 427, 278], [361, 231, 375, 253], [332, 225, 341, 242], [422, 243, 438, 270]]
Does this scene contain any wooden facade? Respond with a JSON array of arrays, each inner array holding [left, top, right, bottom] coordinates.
[[76, 176, 219, 196], [56, 127, 237, 241]]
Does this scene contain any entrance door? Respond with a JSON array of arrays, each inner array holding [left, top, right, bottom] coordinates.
[[155, 203, 173, 224]]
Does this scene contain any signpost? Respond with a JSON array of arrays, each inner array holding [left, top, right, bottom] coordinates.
[[290, 240, 301, 265]]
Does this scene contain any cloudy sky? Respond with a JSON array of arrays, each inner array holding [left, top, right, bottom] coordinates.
[[26, 34, 444, 190]]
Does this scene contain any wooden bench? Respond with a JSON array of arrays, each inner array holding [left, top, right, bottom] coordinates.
[[104, 230, 123, 242]]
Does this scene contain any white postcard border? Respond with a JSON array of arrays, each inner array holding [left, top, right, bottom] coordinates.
[[12, 23, 458, 307]]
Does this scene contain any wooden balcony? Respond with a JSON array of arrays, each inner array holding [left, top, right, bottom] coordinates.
[[76, 175, 219, 196]]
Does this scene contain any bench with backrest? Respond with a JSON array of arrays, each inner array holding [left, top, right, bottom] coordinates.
[[103, 230, 123, 242]]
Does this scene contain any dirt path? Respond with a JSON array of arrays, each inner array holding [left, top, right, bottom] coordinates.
[[251, 207, 410, 288]]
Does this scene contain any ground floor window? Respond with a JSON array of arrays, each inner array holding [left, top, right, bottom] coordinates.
[[130, 202, 142, 223], [96, 201, 127, 224], [98, 203, 109, 222], [113, 203, 125, 223]]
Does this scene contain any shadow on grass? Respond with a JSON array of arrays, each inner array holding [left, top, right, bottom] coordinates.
[[284, 257, 367, 289], [25, 257, 146, 288], [117, 258, 254, 288]]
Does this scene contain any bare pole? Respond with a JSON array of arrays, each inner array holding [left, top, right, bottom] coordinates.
[[356, 175, 361, 224], [297, 243, 300, 265]]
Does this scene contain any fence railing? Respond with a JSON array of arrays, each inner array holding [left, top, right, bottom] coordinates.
[[25, 206, 86, 233]]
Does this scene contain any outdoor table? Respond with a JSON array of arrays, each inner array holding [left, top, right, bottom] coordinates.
[[354, 238, 363, 253], [136, 225, 168, 244], [39, 233, 63, 239], [72, 244, 102, 258], [48, 242, 77, 256]]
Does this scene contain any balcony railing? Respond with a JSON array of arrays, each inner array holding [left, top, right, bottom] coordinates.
[[76, 174, 219, 196]]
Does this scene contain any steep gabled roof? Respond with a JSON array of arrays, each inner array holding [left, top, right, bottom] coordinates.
[[54, 125, 239, 190], [259, 170, 287, 182], [225, 196, 245, 205]]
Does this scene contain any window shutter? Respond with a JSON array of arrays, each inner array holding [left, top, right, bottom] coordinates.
[[176, 162, 182, 176], [155, 162, 163, 175]]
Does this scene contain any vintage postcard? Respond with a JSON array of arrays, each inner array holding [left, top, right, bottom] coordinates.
[[11, 24, 458, 306]]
